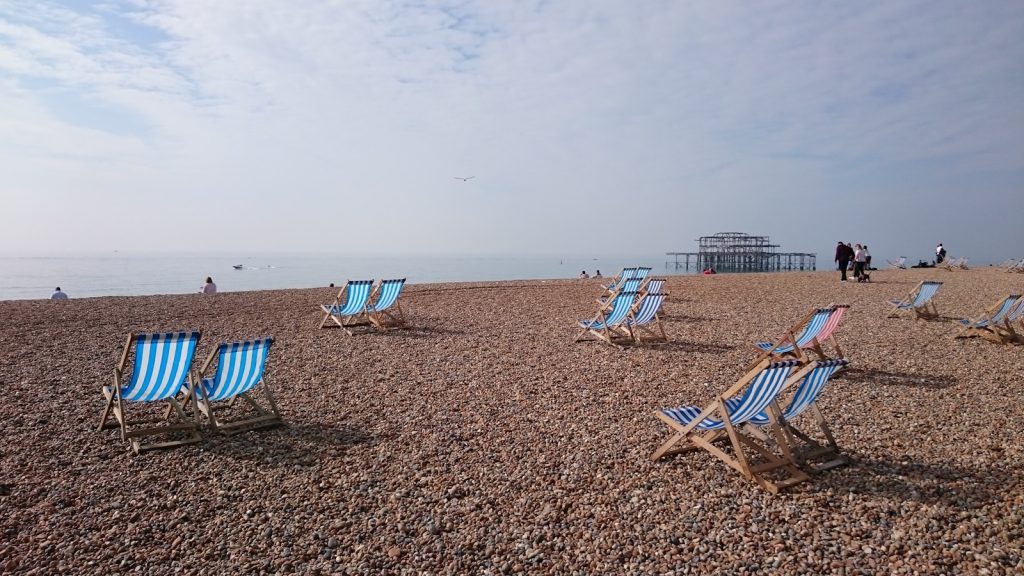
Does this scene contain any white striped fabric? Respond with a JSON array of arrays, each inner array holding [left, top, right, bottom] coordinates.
[[580, 291, 637, 329], [658, 360, 799, 431], [121, 332, 200, 402], [634, 267, 651, 281], [367, 278, 405, 313], [604, 268, 636, 291], [201, 338, 273, 401], [645, 279, 665, 294], [325, 280, 374, 315], [626, 293, 666, 327], [898, 281, 942, 309], [755, 308, 832, 353], [742, 359, 849, 426], [1006, 298, 1024, 322]]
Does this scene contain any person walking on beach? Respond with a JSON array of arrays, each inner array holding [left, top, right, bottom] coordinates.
[[863, 245, 872, 270], [835, 241, 853, 281], [201, 277, 217, 294], [853, 244, 869, 282], [936, 243, 946, 264], [50, 287, 68, 300]]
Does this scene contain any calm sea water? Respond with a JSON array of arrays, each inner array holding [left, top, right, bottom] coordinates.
[[0, 253, 681, 300]]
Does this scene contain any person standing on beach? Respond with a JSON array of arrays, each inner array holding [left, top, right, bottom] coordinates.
[[201, 277, 217, 294], [863, 245, 872, 270], [853, 244, 868, 282], [50, 287, 68, 300], [936, 243, 946, 264], [835, 241, 853, 281]]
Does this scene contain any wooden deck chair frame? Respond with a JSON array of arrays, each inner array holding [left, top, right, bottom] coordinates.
[[747, 307, 828, 370], [575, 290, 637, 345], [651, 359, 814, 494], [626, 292, 668, 345], [953, 294, 1022, 342], [367, 278, 408, 331], [887, 281, 941, 320], [185, 338, 283, 434], [802, 305, 849, 362], [319, 280, 375, 335], [995, 300, 1024, 343], [98, 331, 202, 454], [742, 359, 850, 472]]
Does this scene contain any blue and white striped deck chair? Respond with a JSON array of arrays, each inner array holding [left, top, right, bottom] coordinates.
[[651, 359, 811, 493], [625, 292, 668, 344], [319, 279, 375, 334], [597, 277, 642, 306], [576, 290, 637, 344], [641, 278, 666, 297], [99, 331, 202, 453], [995, 297, 1024, 343], [190, 337, 282, 433], [887, 280, 942, 320], [739, 359, 850, 472], [367, 278, 407, 330], [752, 307, 833, 365], [954, 294, 1021, 341]]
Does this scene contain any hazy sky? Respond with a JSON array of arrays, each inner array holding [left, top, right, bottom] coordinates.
[[1, 1, 1022, 262]]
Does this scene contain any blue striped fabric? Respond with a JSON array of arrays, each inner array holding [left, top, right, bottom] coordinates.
[[658, 360, 799, 431], [367, 278, 406, 313], [626, 293, 666, 327], [634, 267, 651, 281], [1006, 298, 1024, 322], [958, 294, 1021, 328], [645, 279, 665, 295], [201, 338, 273, 402], [740, 359, 849, 425], [580, 291, 637, 329], [121, 332, 200, 402], [324, 280, 374, 315], [755, 308, 832, 353], [893, 281, 942, 310], [605, 268, 636, 291]]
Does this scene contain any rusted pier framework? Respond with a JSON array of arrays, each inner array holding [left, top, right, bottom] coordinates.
[[666, 232, 816, 273]]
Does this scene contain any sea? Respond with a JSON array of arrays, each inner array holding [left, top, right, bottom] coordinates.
[[0, 252, 681, 301]]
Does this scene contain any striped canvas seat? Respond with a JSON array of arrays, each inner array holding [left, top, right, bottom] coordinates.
[[652, 359, 810, 493], [624, 292, 668, 344], [598, 278, 642, 304], [755, 308, 832, 354], [319, 279, 375, 334], [601, 267, 636, 292], [367, 278, 407, 330], [576, 290, 637, 344], [192, 338, 282, 433], [888, 281, 942, 320], [99, 331, 202, 453]]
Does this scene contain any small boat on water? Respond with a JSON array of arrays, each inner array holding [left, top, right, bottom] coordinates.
[[233, 264, 244, 270]]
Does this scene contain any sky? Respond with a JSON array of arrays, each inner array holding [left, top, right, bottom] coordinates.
[[1, 0, 1022, 263]]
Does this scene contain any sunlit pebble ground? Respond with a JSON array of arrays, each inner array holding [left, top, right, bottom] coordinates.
[[0, 268, 1022, 575]]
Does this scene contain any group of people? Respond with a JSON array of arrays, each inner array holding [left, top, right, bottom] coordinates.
[[834, 242, 872, 283], [50, 277, 217, 300], [578, 270, 602, 279]]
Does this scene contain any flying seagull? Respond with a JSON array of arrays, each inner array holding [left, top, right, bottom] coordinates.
[[454, 176, 475, 181]]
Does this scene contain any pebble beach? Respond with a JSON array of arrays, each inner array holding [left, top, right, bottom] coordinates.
[[1, 268, 1022, 575]]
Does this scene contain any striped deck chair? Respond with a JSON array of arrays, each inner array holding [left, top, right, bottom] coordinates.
[[954, 294, 1022, 342], [640, 278, 666, 299], [740, 359, 850, 472], [597, 277, 642, 306], [752, 307, 833, 365], [601, 268, 637, 292], [993, 298, 1024, 343], [651, 359, 812, 494], [943, 257, 968, 271], [319, 280, 375, 334], [887, 256, 907, 269], [188, 337, 282, 433], [803, 305, 848, 361], [367, 278, 407, 330], [887, 281, 942, 320], [99, 331, 202, 453], [576, 290, 637, 344], [1006, 257, 1024, 273], [625, 292, 668, 344]]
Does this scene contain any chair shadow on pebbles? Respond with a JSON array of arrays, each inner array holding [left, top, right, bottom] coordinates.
[[839, 367, 958, 389], [199, 422, 374, 467], [822, 458, 1015, 508]]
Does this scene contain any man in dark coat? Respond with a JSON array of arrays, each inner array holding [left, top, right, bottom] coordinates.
[[835, 241, 854, 281]]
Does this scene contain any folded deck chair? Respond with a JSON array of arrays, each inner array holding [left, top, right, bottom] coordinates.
[[741, 359, 850, 472], [651, 359, 812, 494], [576, 290, 637, 344], [99, 331, 202, 453], [188, 337, 282, 434], [943, 257, 968, 270], [887, 256, 907, 269], [625, 292, 668, 344], [367, 278, 407, 330], [887, 281, 942, 320], [319, 280, 375, 334], [752, 307, 833, 365], [954, 294, 1022, 341]]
